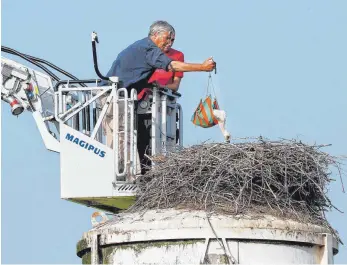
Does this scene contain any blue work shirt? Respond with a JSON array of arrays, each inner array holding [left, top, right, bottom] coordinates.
[[104, 37, 173, 91]]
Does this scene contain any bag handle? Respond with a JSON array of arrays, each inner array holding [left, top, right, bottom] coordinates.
[[206, 72, 217, 99]]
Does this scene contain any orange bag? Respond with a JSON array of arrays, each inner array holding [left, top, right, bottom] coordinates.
[[191, 95, 220, 128], [191, 73, 220, 128]]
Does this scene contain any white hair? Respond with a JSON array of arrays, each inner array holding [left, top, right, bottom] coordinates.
[[148, 20, 175, 37]]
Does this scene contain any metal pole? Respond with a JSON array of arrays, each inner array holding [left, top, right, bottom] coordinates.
[[161, 94, 167, 155], [123, 88, 128, 176], [130, 89, 137, 176], [113, 87, 119, 181], [151, 87, 158, 156]]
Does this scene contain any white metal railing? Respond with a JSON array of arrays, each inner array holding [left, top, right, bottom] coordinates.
[[113, 87, 138, 179], [151, 87, 183, 157], [54, 82, 137, 182], [55, 81, 183, 185]]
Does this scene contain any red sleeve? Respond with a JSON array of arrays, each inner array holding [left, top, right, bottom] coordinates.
[[175, 52, 184, 78]]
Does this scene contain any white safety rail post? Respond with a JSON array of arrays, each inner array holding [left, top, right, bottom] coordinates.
[[130, 89, 138, 176], [169, 99, 177, 148], [161, 93, 167, 155], [114, 88, 126, 180], [151, 87, 160, 157], [112, 87, 138, 183]]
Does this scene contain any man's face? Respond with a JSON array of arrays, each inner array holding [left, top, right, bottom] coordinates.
[[155, 31, 175, 52]]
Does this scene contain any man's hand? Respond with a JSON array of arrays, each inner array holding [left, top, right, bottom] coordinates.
[[202, 57, 216, 72]]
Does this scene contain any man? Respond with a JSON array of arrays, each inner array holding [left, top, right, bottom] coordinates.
[[101, 20, 216, 179], [105, 20, 215, 92]]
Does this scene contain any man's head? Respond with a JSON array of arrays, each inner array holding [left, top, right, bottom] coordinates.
[[149, 20, 175, 53]]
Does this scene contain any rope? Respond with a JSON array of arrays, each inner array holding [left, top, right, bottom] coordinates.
[[206, 73, 218, 101]]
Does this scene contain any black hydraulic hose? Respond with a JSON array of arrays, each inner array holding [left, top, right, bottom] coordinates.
[[2, 46, 86, 86], [23, 54, 83, 83], [1, 46, 90, 88], [1, 46, 60, 81], [92, 40, 109, 81], [54, 79, 101, 91]]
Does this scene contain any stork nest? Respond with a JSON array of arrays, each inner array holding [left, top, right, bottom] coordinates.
[[129, 138, 345, 241]]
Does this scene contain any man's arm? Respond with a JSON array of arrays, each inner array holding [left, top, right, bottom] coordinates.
[[146, 45, 215, 73], [166, 77, 181, 91], [168, 57, 216, 72], [155, 76, 181, 92]]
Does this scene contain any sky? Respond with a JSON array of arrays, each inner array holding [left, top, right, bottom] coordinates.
[[1, 0, 347, 263]]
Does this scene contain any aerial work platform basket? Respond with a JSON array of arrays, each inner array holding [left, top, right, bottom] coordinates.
[[57, 81, 183, 212], [1, 32, 183, 213]]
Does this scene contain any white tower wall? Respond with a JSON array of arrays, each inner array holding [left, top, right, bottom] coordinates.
[[77, 209, 338, 264]]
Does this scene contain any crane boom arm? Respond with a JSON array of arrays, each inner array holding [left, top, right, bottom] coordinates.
[[1, 56, 60, 152]]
